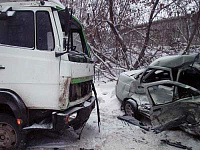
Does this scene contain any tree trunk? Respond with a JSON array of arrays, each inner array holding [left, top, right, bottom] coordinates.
[[133, 0, 160, 69], [182, 10, 200, 55], [108, 0, 130, 70]]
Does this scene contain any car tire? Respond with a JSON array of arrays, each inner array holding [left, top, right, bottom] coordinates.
[[0, 113, 25, 149], [124, 100, 138, 117]]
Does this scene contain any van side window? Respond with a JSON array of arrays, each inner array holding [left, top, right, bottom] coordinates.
[[0, 11, 34, 48], [36, 11, 54, 51]]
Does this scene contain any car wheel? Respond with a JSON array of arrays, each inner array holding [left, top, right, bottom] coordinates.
[[0, 113, 24, 149], [124, 100, 138, 117]]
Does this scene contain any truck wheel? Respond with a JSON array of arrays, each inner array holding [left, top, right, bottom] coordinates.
[[124, 100, 138, 117], [0, 113, 24, 149]]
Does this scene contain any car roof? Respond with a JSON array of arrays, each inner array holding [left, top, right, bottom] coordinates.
[[150, 54, 200, 68]]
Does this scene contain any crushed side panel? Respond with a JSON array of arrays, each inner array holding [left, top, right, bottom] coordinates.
[[59, 77, 71, 109]]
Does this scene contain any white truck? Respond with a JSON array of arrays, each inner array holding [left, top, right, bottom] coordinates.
[[0, 1, 99, 149]]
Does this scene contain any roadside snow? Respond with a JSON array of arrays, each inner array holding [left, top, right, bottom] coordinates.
[[27, 81, 200, 150]]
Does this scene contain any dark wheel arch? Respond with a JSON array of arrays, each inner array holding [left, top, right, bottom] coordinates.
[[122, 98, 138, 109], [0, 89, 28, 127]]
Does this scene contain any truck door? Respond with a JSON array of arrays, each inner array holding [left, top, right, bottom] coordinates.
[[57, 11, 94, 109], [64, 28, 94, 108], [68, 28, 94, 77], [0, 8, 60, 109]]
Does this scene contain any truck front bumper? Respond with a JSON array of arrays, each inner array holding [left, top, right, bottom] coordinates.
[[52, 96, 95, 131]]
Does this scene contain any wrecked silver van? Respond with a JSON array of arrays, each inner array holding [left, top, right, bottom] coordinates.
[[116, 54, 200, 135]]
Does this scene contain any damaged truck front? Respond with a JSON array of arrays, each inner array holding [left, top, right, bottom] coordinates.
[[0, 1, 97, 149]]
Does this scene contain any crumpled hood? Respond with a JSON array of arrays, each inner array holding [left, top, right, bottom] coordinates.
[[123, 69, 144, 77]]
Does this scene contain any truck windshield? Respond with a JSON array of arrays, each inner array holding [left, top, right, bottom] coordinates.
[[0, 11, 34, 49]]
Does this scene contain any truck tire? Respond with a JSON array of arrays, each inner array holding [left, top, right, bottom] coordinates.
[[124, 99, 138, 117], [0, 113, 24, 149]]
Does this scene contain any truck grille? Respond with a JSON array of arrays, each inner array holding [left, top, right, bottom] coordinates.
[[69, 80, 92, 102]]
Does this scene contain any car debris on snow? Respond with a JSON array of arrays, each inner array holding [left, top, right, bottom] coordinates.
[[161, 139, 192, 150], [80, 148, 94, 150], [117, 115, 150, 131]]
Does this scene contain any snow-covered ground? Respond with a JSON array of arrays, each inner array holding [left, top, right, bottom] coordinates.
[[27, 81, 200, 150]]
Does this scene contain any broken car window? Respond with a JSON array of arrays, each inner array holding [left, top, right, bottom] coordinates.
[[0, 11, 34, 48], [36, 11, 54, 51], [148, 83, 200, 105], [148, 84, 174, 105], [176, 86, 200, 100], [142, 69, 171, 83], [141, 69, 153, 83], [178, 67, 200, 90], [133, 72, 143, 79]]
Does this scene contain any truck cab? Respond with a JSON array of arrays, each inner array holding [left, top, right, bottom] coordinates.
[[0, 1, 96, 149]]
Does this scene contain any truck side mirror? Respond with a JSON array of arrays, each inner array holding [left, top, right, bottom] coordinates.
[[0, 6, 15, 19], [7, 11, 15, 17], [64, 7, 72, 52], [63, 37, 67, 50], [64, 7, 70, 36]]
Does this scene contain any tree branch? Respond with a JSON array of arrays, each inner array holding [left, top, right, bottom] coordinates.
[[133, 0, 160, 69], [182, 9, 200, 54]]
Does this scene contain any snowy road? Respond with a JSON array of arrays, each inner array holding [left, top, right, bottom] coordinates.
[[27, 81, 200, 150]]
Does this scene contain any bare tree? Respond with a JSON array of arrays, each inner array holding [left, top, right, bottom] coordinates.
[[183, 9, 200, 54], [61, 0, 200, 80], [133, 0, 160, 69]]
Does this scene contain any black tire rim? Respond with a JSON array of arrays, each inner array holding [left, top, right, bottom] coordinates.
[[0, 122, 17, 149], [125, 103, 134, 116]]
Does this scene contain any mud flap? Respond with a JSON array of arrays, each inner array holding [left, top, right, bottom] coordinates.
[[161, 139, 192, 150], [118, 115, 150, 131], [92, 83, 101, 132]]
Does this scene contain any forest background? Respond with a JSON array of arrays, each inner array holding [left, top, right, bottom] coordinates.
[[61, 0, 200, 80]]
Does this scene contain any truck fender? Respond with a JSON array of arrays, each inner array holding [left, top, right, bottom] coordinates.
[[0, 89, 28, 126]]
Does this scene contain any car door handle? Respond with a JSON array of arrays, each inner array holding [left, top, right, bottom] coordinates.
[[0, 65, 5, 69]]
